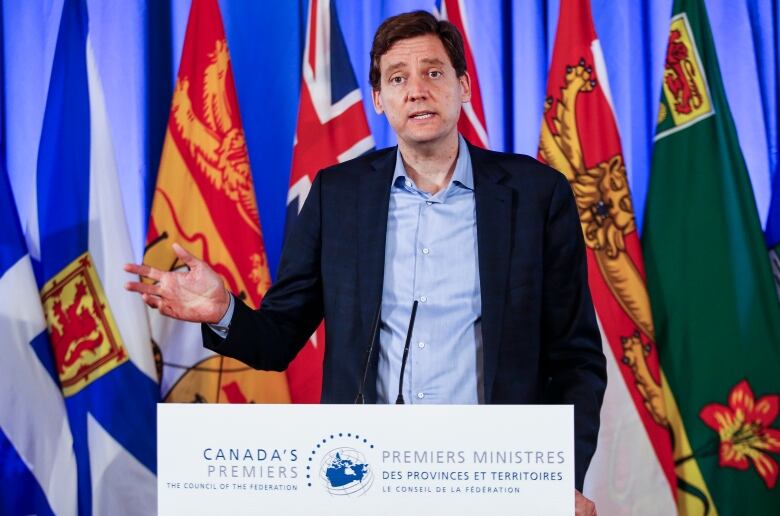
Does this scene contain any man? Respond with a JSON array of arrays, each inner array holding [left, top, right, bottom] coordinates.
[[126, 11, 605, 514]]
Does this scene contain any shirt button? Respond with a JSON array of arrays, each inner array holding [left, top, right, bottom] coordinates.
[[419, 295, 427, 303], [417, 392, 425, 399], [418, 341, 425, 349], [426, 201, 433, 206], [422, 248, 430, 255], [405, 180, 412, 188]]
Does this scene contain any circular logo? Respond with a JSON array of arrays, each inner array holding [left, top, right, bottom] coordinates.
[[319, 447, 374, 496], [307, 433, 376, 496]]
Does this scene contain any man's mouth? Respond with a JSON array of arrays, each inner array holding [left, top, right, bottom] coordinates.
[[409, 111, 435, 120]]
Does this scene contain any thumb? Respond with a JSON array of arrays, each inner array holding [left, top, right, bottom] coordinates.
[[172, 242, 198, 268]]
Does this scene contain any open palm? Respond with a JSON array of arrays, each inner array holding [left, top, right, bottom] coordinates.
[[124, 243, 230, 324]]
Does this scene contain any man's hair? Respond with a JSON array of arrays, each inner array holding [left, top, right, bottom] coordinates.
[[369, 10, 466, 90]]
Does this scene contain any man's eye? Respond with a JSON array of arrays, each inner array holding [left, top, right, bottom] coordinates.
[[429, 70, 442, 78], [390, 76, 404, 84]]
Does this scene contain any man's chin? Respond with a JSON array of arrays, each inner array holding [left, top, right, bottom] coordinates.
[[398, 129, 457, 149]]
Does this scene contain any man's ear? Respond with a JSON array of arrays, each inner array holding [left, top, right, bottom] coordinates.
[[371, 88, 384, 114], [459, 71, 472, 104]]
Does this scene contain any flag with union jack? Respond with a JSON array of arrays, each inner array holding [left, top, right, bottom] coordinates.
[[284, 0, 374, 403], [434, 0, 489, 148]]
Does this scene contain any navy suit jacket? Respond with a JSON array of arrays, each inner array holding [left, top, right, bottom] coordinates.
[[203, 142, 607, 490]]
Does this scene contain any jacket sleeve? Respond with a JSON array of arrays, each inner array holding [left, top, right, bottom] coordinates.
[[201, 172, 326, 371], [540, 171, 607, 492]]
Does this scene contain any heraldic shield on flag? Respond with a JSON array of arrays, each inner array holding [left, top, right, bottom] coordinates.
[[41, 252, 128, 397], [34, 0, 158, 513], [538, 0, 677, 513], [144, 0, 290, 403], [644, 0, 780, 513]]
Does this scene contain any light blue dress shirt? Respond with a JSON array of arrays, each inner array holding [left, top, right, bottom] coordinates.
[[376, 135, 483, 404], [212, 136, 483, 404]]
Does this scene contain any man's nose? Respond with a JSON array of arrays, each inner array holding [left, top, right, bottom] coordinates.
[[406, 74, 428, 102]]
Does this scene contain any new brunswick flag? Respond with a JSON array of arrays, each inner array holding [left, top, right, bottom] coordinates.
[[539, 0, 676, 513], [643, 0, 780, 513], [144, 0, 290, 403]]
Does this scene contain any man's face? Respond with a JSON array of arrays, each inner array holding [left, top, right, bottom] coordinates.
[[372, 34, 471, 149]]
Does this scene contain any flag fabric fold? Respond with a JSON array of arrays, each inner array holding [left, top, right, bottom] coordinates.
[[435, 0, 489, 148], [538, 0, 677, 513], [33, 0, 159, 513], [1, 142, 77, 516], [644, 0, 780, 513], [284, 0, 374, 403], [143, 0, 290, 404], [767, 173, 780, 300]]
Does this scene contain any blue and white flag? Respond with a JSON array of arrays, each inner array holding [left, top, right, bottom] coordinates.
[[1, 138, 77, 516], [33, 0, 158, 513]]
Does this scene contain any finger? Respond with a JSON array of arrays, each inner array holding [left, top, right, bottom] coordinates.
[[159, 303, 177, 318], [172, 243, 198, 268], [142, 293, 162, 309], [125, 262, 163, 282], [125, 281, 162, 297]]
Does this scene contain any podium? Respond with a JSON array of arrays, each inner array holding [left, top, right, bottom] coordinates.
[[158, 404, 574, 515]]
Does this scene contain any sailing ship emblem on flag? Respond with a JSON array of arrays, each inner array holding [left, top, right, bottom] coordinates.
[[40, 253, 128, 396], [657, 13, 714, 138]]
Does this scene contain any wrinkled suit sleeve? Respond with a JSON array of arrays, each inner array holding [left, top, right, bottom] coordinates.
[[201, 172, 326, 371]]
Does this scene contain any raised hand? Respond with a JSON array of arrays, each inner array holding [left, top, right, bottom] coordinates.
[[124, 243, 230, 324]]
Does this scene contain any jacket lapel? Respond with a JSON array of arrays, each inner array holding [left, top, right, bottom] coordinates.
[[356, 148, 396, 402], [470, 144, 512, 402]]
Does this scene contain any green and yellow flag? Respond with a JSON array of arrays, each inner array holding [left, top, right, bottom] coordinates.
[[643, 0, 780, 513]]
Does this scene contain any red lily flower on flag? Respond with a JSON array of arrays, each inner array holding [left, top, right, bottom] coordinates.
[[700, 379, 780, 488]]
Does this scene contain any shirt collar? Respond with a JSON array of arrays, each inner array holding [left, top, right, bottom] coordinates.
[[393, 134, 474, 192]]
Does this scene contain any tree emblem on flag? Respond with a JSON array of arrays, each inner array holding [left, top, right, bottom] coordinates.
[[699, 379, 780, 489]]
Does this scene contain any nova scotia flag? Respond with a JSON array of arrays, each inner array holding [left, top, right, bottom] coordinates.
[[29, 0, 159, 513], [0, 7, 78, 513], [0, 126, 77, 516]]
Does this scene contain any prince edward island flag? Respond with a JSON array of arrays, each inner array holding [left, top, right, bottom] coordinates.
[[32, 0, 159, 514], [643, 0, 780, 513]]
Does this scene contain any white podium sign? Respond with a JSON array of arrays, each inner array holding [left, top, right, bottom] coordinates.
[[158, 404, 573, 515]]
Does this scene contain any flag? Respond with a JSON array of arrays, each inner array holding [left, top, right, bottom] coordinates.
[[284, 0, 374, 403], [0, 46, 77, 513], [643, 0, 780, 512], [143, 0, 290, 404], [766, 173, 780, 300], [34, 0, 158, 513], [434, 0, 489, 148], [538, 0, 677, 512]]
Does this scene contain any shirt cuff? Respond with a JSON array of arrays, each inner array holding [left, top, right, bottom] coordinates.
[[207, 294, 235, 339]]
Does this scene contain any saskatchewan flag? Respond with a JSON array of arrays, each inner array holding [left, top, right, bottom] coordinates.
[[643, 0, 780, 513]]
